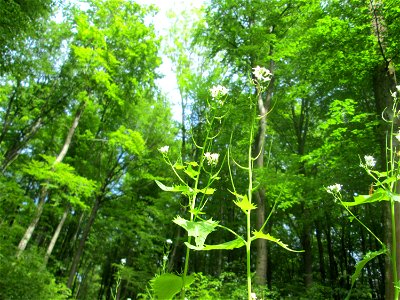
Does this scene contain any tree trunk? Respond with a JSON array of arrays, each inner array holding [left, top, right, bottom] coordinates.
[[368, 1, 400, 297], [44, 204, 70, 265], [315, 221, 326, 283], [325, 223, 337, 286], [301, 208, 313, 288], [2, 116, 43, 172], [67, 197, 101, 289], [254, 74, 273, 285], [372, 62, 399, 300], [16, 188, 47, 256]]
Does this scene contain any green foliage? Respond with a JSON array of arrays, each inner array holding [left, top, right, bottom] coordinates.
[[151, 273, 195, 300], [23, 155, 97, 208], [0, 246, 70, 300], [173, 216, 219, 249], [252, 230, 304, 253], [108, 126, 146, 155]]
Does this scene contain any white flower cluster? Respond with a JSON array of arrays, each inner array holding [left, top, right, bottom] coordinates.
[[166, 239, 173, 244], [210, 85, 228, 98], [326, 183, 342, 194], [252, 66, 272, 82], [204, 152, 219, 165], [121, 258, 126, 265], [391, 85, 400, 98], [159, 145, 169, 154], [364, 155, 376, 168]]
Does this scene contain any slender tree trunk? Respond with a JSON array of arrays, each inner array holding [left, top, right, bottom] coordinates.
[[2, 117, 43, 172], [44, 204, 70, 265], [301, 208, 313, 288], [315, 221, 326, 283], [16, 101, 86, 256], [254, 76, 273, 285], [325, 223, 337, 286], [16, 188, 47, 256], [67, 197, 101, 289]]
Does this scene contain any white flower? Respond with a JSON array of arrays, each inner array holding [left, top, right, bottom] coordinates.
[[395, 131, 400, 142], [163, 255, 168, 261], [204, 152, 219, 165], [121, 258, 126, 265], [252, 66, 272, 82], [166, 239, 173, 244], [159, 146, 169, 154], [210, 85, 228, 98], [327, 184, 342, 194], [364, 155, 376, 168], [251, 292, 257, 299]]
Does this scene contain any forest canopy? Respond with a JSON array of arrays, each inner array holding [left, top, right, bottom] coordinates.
[[0, 0, 400, 299]]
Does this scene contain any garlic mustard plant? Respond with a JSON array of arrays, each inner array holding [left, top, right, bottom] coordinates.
[[158, 145, 169, 154], [363, 155, 376, 168], [154, 67, 302, 300], [210, 85, 228, 98], [204, 152, 219, 165], [326, 183, 342, 194], [252, 66, 272, 83]]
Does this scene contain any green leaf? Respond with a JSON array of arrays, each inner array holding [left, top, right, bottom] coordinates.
[[173, 216, 218, 248], [186, 161, 199, 167], [173, 162, 185, 170], [155, 181, 193, 194], [345, 247, 387, 300], [198, 187, 216, 195], [188, 207, 205, 216], [185, 237, 245, 251], [252, 230, 304, 253], [184, 165, 199, 179], [152, 273, 195, 300], [233, 195, 257, 212], [342, 188, 390, 207]]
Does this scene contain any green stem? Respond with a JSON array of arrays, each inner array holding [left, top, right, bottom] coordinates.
[[340, 198, 384, 246], [390, 100, 399, 299], [391, 199, 399, 300], [246, 106, 255, 300], [180, 236, 191, 299], [246, 214, 252, 300], [180, 115, 216, 299]]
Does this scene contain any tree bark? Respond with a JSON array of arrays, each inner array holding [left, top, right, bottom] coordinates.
[[325, 222, 338, 287], [301, 208, 313, 288], [254, 73, 274, 285], [2, 116, 43, 172], [16, 187, 47, 256], [44, 204, 70, 265], [315, 221, 326, 283], [67, 197, 101, 289], [369, 1, 399, 298]]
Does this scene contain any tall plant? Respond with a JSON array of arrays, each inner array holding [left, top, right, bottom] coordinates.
[[154, 67, 303, 300]]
